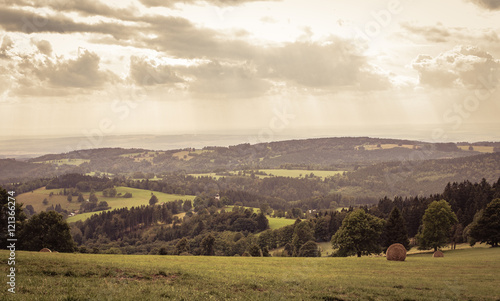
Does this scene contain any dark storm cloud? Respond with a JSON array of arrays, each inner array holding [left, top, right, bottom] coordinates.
[[3, 0, 137, 19], [467, 0, 500, 10], [10, 49, 118, 91], [0, 7, 135, 39]]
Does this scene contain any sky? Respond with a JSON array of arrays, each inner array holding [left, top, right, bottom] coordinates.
[[1, 0, 500, 149]]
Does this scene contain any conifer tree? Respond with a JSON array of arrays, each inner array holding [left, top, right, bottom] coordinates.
[[382, 207, 410, 251]]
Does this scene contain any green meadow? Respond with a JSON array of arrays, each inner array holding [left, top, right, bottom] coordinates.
[[16, 187, 195, 223], [33, 159, 90, 166], [267, 217, 297, 230], [2, 247, 499, 300], [189, 169, 345, 179], [259, 169, 345, 178]]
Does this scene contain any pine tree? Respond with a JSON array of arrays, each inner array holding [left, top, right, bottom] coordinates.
[[470, 199, 500, 247], [382, 207, 410, 251], [149, 194, 159, 206]]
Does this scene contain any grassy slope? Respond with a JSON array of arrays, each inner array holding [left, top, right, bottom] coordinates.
[[17, 187, 195, 223], [267, 217, 296, 230], [260, 169, 345, 178], [189, 169, 345, 180], [2, 247, 499, 300]]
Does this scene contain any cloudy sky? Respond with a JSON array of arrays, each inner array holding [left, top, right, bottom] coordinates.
[[1, 0, 500, 146]]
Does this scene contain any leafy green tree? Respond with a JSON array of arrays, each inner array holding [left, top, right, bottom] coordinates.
[[42, 198, 48, 205], [283, 243, 294, 257], [331, 209, 384, 257], [183, 200, 192, 212], [255, 213, 269, 232], [175, 237, 191, 254], [248, 244, 262, 257], [1, 188, 26, 249], [67, 194, 72, 202], [89, 192, 98, 203], [292, 221, 314, 252], [298, 240, 321, 257], [416, 200, 458, 252], [149, 194, 159, 206], [123, 192, 133, 198], [19, 211, 75, 252], [77, 193, 85, 202], [201, 233, 215, 256], [259, 203, 271, 215], [382, 207, 410, 251], [103, 188, 117, 198], [470, 199, 500, 247]]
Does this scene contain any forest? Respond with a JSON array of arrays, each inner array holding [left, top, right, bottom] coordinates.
[[3, 176, 498, 257]]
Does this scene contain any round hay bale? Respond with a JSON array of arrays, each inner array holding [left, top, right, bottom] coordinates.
[[433, 250, 444, 258], [39, 248, 52, 253], [386, 243, 407, 261]]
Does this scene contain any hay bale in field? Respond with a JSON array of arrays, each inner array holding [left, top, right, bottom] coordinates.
[[433, 250, 444, 257], [386, 243, 407, 261], [39, 248, 52, 252]]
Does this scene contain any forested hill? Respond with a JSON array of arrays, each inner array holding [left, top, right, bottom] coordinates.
[[344, 152, 500, 197], [10, 137, 495, 176], [0, 137, 499, 190]]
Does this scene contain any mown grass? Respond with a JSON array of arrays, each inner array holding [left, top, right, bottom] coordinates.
[[259, 169, 344, 179], [17, 187, 195, 223], [267, 217, 297, 230], [33, 159, 90, 166], [2, 247, 499, 300], [361, 144, 416, 151], [457, 145, 495, 153]]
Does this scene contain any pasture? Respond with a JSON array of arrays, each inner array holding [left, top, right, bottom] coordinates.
[[2, 247, 499, 300], [457, 145, 495, 153], [267, 217, 297, 230], [189, 169, 345, 179], [259, 169, 345, 179], [16, 187, 195, 223], [33, 158, 90, 166]]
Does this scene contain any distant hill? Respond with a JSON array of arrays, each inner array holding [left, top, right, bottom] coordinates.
[[345, 152, 500, 197], [1, 137, 499, 196], [23, 137, 497, 174]]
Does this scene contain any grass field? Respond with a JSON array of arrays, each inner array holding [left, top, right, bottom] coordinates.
[[361, 144, 417, 151], [2, 247, 499, 300], [33, 159, 90, 166], [16, 187, 195, 223], [267, 217, 297, 230], [457, 145, 495, 153], [259, 169, 345, 179]]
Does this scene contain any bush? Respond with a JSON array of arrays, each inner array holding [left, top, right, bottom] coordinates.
[[298, 241, 321, 257]]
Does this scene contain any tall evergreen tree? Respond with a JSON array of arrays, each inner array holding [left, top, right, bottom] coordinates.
[[382, 207, 410, 251]]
